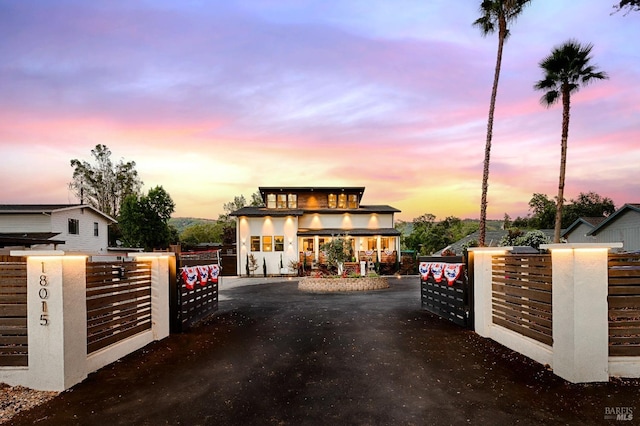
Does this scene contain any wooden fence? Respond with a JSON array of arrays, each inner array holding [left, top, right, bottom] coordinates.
[[86, 260, 153, 354], [491, 254, 553, 346], [608, 254, 640, 357], [0, 258, 28, 366]]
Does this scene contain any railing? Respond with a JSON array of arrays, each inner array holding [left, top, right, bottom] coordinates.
[[86, 261, 153, 354], [0, 259, 28, 366], [608, 254, 640, 357], [491, 254, 553, 346]]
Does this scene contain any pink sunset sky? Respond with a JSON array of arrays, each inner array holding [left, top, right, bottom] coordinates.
[[1, 1, 638, 222]]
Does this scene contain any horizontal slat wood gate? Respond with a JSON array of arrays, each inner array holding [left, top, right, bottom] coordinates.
[[608, 254, 640, 357], [0, 257, 28, 366], [419, 256, 472, 328], [172, 251, 220, 332], [86, 260, 153, 354], [491, 254, 553, 346]]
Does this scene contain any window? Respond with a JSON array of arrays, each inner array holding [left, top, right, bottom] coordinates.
[[348, 194, 358, 209], [277, 194, 287, 209], [251, 236, 261, 251], [302, 238, 314, 252], [381, 237, 393, 251], [94, 222, 99, 237], [267, 194, 276, 208], [328, 194, 337, 208], [287, 194, 297, 208], [263, 236, 273, 252], [338, 193, 347, 209], [274, 236, 284, 252], [367, 237, 377, 250], [68, 218, 79, 235]]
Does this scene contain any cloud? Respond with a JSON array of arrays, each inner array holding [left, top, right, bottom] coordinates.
[[0, 0, 638, 222]]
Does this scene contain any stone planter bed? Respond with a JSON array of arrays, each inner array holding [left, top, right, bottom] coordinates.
[[298, 276, 389, 293]]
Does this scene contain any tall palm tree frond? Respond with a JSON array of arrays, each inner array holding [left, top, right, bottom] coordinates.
[[534, 39, 608, 242]]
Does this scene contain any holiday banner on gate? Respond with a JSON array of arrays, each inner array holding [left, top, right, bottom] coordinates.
[[197, 265, 210, 286], [419, 262, 431, 281], [181, 266, 199, 290], [419, 262, 464, 286], [181, 264, 221, 289], [209, 264, 220, 283], [443, 264, 463, 286]]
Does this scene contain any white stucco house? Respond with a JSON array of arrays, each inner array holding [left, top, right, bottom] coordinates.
[[0, 204, 116, 254], [230, 187, 401, 275], [562, 203, 640, 252]]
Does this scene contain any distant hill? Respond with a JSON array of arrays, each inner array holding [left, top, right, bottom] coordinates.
[[169, 217, 217, 234]]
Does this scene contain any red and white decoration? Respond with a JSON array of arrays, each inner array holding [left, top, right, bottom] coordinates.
[[419, 262, 431, 280], [197, 266, 210, 286], [209, 264, 220, 283], [181, 266, 199, 290], [443, 264, 463, 286], [420, 262, 463, 286], [181, 264, 221, 289], [430, 263, 445, 282]]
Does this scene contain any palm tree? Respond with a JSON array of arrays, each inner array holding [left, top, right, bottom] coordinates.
[[534, 40, 608, 242], [474, 0, 531, 247]]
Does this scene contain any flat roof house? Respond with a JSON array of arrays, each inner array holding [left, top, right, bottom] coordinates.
[[0, 204, 116, 254], [230, 187, 401, 275]]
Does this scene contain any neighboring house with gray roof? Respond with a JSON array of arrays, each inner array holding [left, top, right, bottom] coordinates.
[[0, 204, 116, 254], [436, 229, 556, 256], [561, 217, 606, 244], [230, 187, 401, 274], [578, 203, 640, 252]]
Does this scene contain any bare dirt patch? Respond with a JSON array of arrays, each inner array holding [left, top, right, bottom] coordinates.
[[0, 384, 58, 424]]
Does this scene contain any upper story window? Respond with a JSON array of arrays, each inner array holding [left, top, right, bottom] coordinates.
[[338, 194, 347, 209], [94, 222, 99, 237], [328, 194, 337, 208], [348, 194, 358, 209], [68, 218, 79, 235], [267, 193, 298, 209], [267, 194, 276, 209], [287, 194, 297, 208]]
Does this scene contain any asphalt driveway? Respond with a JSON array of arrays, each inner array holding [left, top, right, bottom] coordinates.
[[12, 277, 640, 425]]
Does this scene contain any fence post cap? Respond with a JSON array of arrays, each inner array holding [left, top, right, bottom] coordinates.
[[540, 243, 623, 250], [10, 250, 66, 257], [466, 247, 512, 253]]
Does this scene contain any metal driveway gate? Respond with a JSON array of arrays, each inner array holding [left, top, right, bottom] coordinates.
[[419, 256, 472, 328]]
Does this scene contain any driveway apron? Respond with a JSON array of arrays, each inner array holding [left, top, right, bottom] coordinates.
[[12, 278, 640, 425]]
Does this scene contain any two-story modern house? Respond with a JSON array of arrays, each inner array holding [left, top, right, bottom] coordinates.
[[0, 204, 116, 254], [230, 187, 401, 275]]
